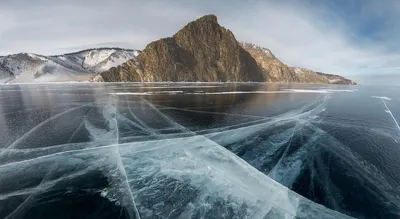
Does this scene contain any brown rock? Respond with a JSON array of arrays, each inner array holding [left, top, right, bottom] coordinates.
[[98, 15, 265, 82], [315, 72, 357, 85], [291, 67, 329, 84], [97, 14, 355, 85], [241, 42, 356, 84], [241, 42, 298, 82]]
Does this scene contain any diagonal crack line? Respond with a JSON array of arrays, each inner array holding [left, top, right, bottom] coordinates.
[[125, 95, 158, 135], [140, 98, 306, 219], [140, 98, 189, 132], [156, 105, 266, 119], [1, 103, 92, 156], [110, 96, 142, 219], [268, 120, 300, 179], [382, 99, 400, 131]]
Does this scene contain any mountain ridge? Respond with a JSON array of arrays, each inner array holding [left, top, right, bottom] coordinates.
[[97, 14, 355, 85], [96, 15, 265, 82], [0, 48, 140, 83], [0, 15, 355, 85], [241, 42, 355, 84]]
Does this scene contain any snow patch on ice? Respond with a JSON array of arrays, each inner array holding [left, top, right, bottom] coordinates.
[[192, 89, 354, 95], [287, 89, 356, 93], [111, 91, 184, 95], [286, 89, 332, 94], [372, 96, 392, 101]]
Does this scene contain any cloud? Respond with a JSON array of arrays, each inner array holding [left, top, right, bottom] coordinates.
[[222, 0, 400, 77], [0, 0, 200, 55], [1, 0, 400, 79]]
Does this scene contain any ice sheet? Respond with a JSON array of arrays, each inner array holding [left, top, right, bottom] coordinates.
[[0, 94, 355, 219]]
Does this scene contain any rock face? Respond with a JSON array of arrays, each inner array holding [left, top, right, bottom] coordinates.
[[240, 42, 298, 83], [242, 42, 356, 85], [98, 15, 355, 84], [315, 72, 356, 85], [97, 15, 264, 82]]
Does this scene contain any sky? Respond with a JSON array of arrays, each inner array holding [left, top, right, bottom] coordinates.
[[1, 0, 400, 84]]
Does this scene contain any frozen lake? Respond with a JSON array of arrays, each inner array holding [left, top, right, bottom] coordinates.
[[0, 83, 399, 219]]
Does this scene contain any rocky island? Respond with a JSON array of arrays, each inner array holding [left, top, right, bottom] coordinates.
[[96, 15, 355, 85]]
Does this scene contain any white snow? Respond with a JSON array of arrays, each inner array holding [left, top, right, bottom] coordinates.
[[372, 96, 392, 101], [82, 49, 139, 72], [285, 89, 332, 94], [287, 89, 356, 93], [294, 68, 304, 75], [0, 48, 140, 83], [112, 91, 184, 95], [83, 49, 116, 67], [328, 79, 342, 83]]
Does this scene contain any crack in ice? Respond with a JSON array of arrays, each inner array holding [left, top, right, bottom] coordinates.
[[125, 95, 158, 135], [107, 96, 142, 219], [0, 103, 92, 156], [381, 99, 400, 132]]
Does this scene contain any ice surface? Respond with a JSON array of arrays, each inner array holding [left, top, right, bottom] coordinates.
[[112, 91, 184, 95], [3, 84, 400, 218], [0, 92, 356, 219], [111, 89, 356, 95], [371, 95, 399, 132], [286, 89, 356, 93], [380, 99, 400, 131]]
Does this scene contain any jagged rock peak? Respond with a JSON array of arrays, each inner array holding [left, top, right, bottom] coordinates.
[[194, 14, 218, 23], [172, 14, 236, 46], [96, 14, 355, 85], [98, 14, 265, 82]]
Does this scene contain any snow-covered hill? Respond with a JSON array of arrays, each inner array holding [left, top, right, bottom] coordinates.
[[0, 48, 140, 83]]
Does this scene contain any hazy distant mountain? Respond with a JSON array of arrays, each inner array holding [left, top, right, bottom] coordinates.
[[97, 14, 355, 84], [0, 48, 139, 83]]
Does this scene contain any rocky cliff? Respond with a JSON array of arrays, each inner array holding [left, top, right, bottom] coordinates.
[[241, 42, 356, 84], [96, 15, 264, 82], [97, 14, 355, 84], [240, 42, 298, 83]]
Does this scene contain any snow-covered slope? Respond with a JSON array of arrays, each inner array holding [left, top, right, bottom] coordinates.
[[0, 56, 14, 83], [0, 48, 140, 83]]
